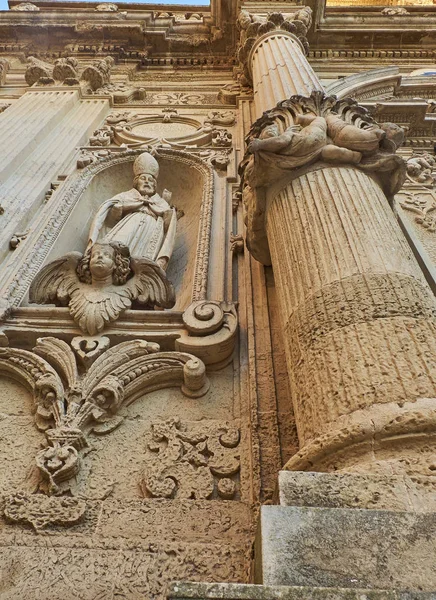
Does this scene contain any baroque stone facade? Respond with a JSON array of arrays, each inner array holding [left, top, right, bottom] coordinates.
[[0, 0, 436, 598]]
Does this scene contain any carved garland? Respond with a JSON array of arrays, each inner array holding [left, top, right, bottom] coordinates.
[[0, 148, 214, 313]]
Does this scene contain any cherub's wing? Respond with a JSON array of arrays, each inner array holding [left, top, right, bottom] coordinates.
[[70, 288, 132, 335], [124, 258, 176, 309], [29, 253, 83, 306]]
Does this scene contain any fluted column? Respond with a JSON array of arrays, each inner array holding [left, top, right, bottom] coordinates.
[[250, 32, 322, 118], [266, 165, 436, 474], [241, 9, 436, 477]]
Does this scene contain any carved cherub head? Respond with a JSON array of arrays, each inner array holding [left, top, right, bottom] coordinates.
[[77, 242, 131, 286]]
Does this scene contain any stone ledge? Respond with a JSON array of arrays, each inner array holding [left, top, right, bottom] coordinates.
[[167, 582, 436, 600], [278, 471, 436, 512]]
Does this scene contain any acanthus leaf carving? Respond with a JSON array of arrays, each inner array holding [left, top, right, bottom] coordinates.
[[237, 8, 312, 85], [0, 338, 209, 497], [141, 418, 240, 500], [240, 90, 406, 264]]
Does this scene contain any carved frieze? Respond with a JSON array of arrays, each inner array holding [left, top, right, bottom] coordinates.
[[141, 418, 241, 500]]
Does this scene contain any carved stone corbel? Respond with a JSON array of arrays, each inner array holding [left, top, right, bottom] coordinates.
[[175, 301, 237, 369], [80, 56, 115, 92], [25, 57, 54, 86]]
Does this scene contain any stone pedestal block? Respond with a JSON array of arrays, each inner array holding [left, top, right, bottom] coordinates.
[[255, 505, 436, 591]]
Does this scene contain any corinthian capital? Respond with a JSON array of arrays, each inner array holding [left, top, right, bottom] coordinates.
[[237, 8, 312, 85]]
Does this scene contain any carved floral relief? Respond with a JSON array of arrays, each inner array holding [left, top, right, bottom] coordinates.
[[142, 418, 241, 500]]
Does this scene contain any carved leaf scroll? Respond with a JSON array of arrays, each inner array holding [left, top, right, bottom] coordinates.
[[141, 418, 241, 500]]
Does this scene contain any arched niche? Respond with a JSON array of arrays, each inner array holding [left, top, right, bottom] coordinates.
[[35, 149, 214, 312]]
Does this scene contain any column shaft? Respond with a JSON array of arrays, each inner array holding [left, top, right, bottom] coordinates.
[[250, 33, 322, 118], [266, 166, 436, 473]]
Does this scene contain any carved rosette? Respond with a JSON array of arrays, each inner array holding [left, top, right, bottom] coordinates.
[[0, 337, 209, 496], [240, 91, 406, 264], [237, 9, 312, 85], [141, 418, 241, 500]]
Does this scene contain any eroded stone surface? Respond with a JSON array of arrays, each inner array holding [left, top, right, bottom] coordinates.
[[167, 582, 436, 600], [257, 506, 436, 590], [278, 471, 436, 512]]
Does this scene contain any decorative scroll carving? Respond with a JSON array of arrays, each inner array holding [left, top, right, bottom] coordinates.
[[30, 152, 177, 334], [0, 58, 9, 86], [141, 419, 240, 500], [406, 153, 436, 186], [0, 338, 209, 495], [240, 91, 406, 264], [237, 8, 312, 84], [89, 126, 114, 146], [204, 111, 236, 127], [382, 7, 409, 16], [4, 493, 86, 530], [95, 2, 118, 11], [81, 56, 114, 92], [146, 92, 206, 105], [398, 190, 436, 232], [176, 301, 238, 367], [11, 2, 39, 9]]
